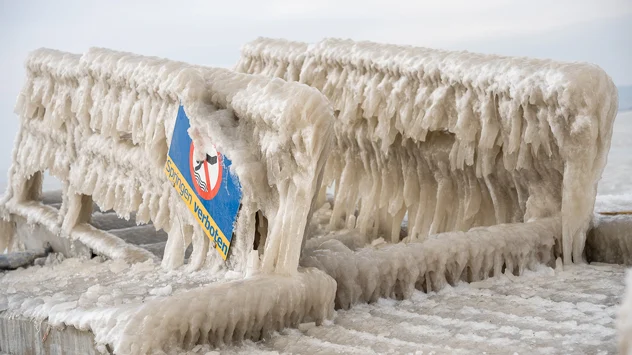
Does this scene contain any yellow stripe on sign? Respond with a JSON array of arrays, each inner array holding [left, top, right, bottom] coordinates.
[[164, 157, 231, 260]]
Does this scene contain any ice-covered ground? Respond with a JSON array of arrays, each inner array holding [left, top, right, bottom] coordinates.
[[0, 257, 234, 318], [215, 263, 623, 355], [1, 250, 624, 354]]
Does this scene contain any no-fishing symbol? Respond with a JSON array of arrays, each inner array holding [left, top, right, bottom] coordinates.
[[166, 105, 242, 260], [189, 143, 222, 200]]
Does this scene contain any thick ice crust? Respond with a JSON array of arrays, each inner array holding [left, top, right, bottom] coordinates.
[[237, 37, 308, 82], [2, 47, 334, 274], [0, 256, 336, 354], [301, 218, 560, 309], [54, 268, 335, 354], [238, 38, 618, 264], [217, 263, 623, 354]]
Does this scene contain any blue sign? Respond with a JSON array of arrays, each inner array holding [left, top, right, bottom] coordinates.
[[164, 106, 242, 260]]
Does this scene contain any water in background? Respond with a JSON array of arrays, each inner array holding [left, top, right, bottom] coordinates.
[[618, 86, 632, 112], [598, 110, 632, 196]]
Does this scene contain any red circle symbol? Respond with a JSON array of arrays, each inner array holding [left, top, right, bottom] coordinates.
[[189, 143, 222, 200]]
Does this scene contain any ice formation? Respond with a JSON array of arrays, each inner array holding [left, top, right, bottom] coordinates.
[[83, 270, 335, 354], [221, 262, 623, 354], [0, 47, 339, 352], [0, 254, 336, 354], [0, 39, 623, 353], [1, 47, 334, 274], [302, 216, 560, 309], [237, 37, 619, 264]]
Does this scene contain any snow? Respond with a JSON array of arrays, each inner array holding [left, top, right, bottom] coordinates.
[[237, 37, 619, 265]]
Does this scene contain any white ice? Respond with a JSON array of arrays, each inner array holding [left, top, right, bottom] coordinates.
[[0, 47, 338, 353], [237, 37, 619, 265], [0, 40, 626, 354], [0, 255, 336, 354], [1, 47, 335, 275]]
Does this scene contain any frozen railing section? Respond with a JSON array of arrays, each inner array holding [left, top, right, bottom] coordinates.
[[40, 268, 336, 354], [301, 217, 561, 309], [10, 49, 81, 187], [1, 47, 335, 275], [239, 37, 308, 82], [237, 37, 619, 264]]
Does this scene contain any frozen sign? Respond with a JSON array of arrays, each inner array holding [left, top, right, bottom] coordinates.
[[164, 106, 242, 260]]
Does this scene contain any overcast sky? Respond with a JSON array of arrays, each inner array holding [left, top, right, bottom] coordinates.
[[0, 0, 630, 188]]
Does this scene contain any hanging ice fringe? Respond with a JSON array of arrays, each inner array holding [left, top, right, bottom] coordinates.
[[1, 47, 335, 274], [237, 37, 619, 264]]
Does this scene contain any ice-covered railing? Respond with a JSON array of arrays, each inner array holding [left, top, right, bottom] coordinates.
[[302, 217, 560, 309], [237, 37, 619, 264], [239, 38, 308, 82], [1, 47, 334, 274]]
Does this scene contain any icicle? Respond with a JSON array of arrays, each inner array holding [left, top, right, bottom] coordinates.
[[3, 46, 335, 278], [238, 37, 618, 264]]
